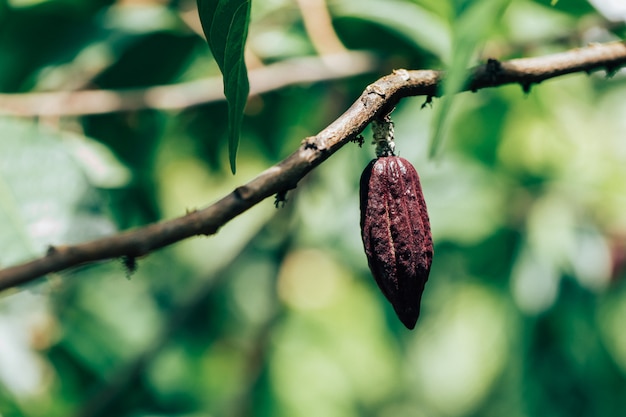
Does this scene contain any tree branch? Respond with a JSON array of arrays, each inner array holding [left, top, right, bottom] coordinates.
[[1, 41, 625, 292], [0, 51, 377, 116]]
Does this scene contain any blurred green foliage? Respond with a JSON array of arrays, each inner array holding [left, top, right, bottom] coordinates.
[[1, 0, 626, 416]]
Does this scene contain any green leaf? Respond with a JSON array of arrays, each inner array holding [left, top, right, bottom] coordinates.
[[197, 0, 251, 174], [429, 0, 512, 157]]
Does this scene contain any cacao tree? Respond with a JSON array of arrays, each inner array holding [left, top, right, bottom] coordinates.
[[0, 0, 625, 416]]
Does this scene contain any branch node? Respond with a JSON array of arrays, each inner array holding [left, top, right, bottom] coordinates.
[[234, 185, 253, 202], [362, 84, 386, 107], [486, 58, 502, 79], [366, 84, 386, 97], [302, 137, 319, 150], [393, 68, 411, 81], [46, 245, 58, 256], [468, 58, 503, 92]]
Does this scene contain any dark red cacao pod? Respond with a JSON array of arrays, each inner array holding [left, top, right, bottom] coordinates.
[[360, 156, 433, 329]]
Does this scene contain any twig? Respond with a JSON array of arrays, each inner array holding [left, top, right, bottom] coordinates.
[[1, 41, 625, 291], [0, 51, 378, 116], [296, 0, 348, 56]]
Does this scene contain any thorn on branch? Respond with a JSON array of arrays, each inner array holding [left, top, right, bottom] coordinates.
[[121, 256, 137, 278], [274, 190, 288, 208], [351, 135, 365, 147], [605, 63, 621, 78], [520, 80, 533, 94], [421, 95, 434, 109]]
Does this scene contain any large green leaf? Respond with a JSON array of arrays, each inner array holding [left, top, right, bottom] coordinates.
[[197, 0, 251, 174], [429, 0, 512, 157]]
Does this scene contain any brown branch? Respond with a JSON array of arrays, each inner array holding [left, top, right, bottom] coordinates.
[[0, 51, 377, 116], [1, 40, 625, 292]]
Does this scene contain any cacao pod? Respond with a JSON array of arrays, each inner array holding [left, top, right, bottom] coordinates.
[[360, 156, 433, 329]]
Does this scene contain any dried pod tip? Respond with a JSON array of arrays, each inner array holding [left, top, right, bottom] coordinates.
[[360, 156, 433, 329]]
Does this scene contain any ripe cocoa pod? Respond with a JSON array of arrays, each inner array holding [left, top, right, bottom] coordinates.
[[360, 156, 433, 329]]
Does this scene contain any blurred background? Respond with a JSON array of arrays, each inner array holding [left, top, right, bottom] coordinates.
[[1, 0, 626, 416]]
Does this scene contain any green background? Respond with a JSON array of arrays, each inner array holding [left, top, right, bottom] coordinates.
[[1, 0, 626, 416]]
